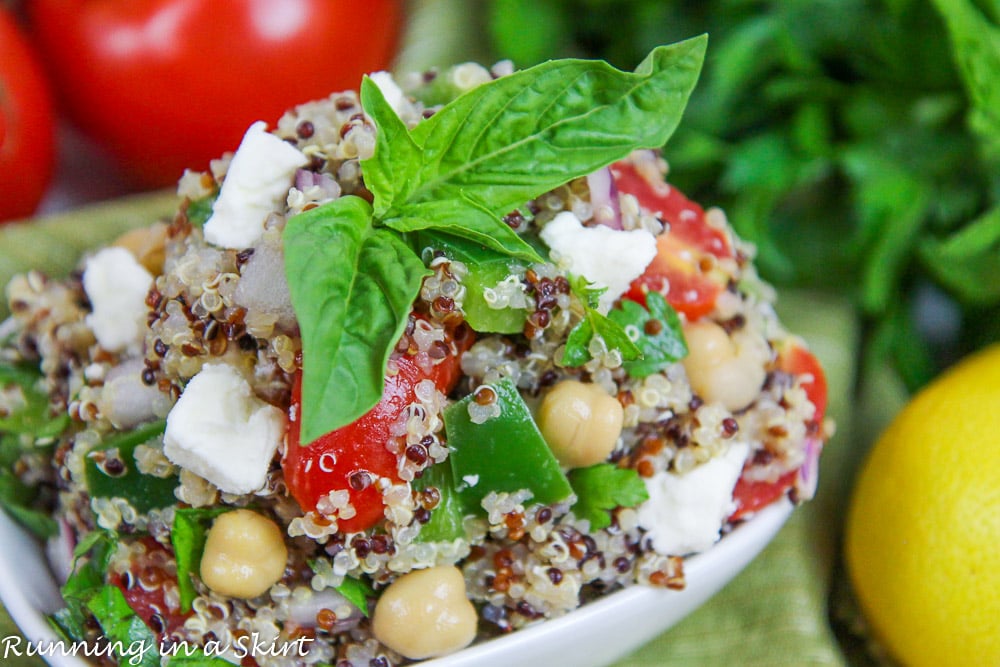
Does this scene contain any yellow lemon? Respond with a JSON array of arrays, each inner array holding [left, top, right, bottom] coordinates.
[[845, 344, 1000, 667]]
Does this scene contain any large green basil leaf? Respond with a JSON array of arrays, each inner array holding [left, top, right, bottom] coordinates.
[[383, 196, 542, 263], [360, 76, 422, 218], [381, 36, 706, 218], [284, 196, 430, 442]]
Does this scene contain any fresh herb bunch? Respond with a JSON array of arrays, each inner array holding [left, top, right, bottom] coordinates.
[[487, 0, 1000, 391]]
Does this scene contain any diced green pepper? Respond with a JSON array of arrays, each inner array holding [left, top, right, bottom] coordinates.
[[444, 377, 573, 510], [84, 420, 178, 513], [412, 461, 468, 542]]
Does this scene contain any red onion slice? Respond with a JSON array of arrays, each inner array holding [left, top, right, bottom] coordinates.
[[587, 167, 622, 229]]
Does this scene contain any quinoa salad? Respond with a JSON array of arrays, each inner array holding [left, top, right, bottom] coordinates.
[[0, 38, 831, 667]]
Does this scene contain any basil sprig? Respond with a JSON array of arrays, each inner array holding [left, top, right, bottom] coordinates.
[[284, 37, 706, 442]]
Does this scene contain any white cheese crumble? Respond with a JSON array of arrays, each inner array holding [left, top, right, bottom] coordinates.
[[636, 441, 750, 556], [540, 211, 657, 313], [368, 70, 406, 116], [82, 247, 154, 354], [163, 363, 286, 495], [203, 121, 309, 249]]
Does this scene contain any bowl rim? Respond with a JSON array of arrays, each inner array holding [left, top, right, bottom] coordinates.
[[0, 499, 792, 667]]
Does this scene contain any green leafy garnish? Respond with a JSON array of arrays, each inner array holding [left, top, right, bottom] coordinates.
[[86, 585, 159, 667], [284, 38, 705, 442], [567, 463, 649, 530], [52, 529, 118, 641], [171, 507, 232, 612], [0, 361, 69, 438], [562, 276, 642, 367], [0, 361, 65, 537], [284, 197, 431, 442], [443, 377, 573, 510], [608, 291, 688, 377], [84, 419, 178, 514], [0, 468, 57, 538], [334, 575, 376, 618]]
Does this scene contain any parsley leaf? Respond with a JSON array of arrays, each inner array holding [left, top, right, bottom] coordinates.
[[608, 291, 688, 377], [86, 585, 159, 667], [568, 464, 649, 530], [562, 276, 642, 367], [171, 508, 232, 612], [335, 576, 376, 618]]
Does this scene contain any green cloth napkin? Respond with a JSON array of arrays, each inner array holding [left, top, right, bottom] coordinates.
[[0, 197, 889, 665]]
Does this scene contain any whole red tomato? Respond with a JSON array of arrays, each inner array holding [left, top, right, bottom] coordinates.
[[0, 8, 56, 222], [28, 0, 404, 187]]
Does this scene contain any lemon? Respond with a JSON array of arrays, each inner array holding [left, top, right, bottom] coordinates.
[[845, 344, 1000, 667]]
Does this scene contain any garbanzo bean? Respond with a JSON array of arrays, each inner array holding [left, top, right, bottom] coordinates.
[[113, 222, 169, 275], [682, 320, 768, 411], [200, 509, 287, 599], [537, 380, 624, 468], [372, 565, 477, 659]]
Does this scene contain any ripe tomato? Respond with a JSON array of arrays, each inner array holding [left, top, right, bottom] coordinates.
[[729, 343, 828, 520], [27, 0, 404, 187], [283, 318, 472, 533], [613, 160, 734, 320], [0, 8, 56, 222]]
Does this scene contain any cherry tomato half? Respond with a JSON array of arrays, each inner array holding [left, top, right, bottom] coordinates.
[[612, 160, 734, 320], [27, 0, 404, 187], [729, 344, 828, 520], [0, 8, 56, 222], [283, 318, 472, 533]]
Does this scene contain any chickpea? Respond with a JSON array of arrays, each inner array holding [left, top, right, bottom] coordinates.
[[113, 222, 169, 275], [537, 380, 624, 468], [372, 565, 477, 659], [682, 320, 768, 411], [200, 509, 288, 599]]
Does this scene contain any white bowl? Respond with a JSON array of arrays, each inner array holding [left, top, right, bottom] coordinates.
[[0, 499, 792, 667]]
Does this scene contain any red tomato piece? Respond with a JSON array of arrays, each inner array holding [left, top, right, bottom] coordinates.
[[729, 344, 828, 521], [27, 0, 404, 187], [108, 538, 191, 640], [612, 160, 733, 320], [0, 8, 56, 222], [283, 319, 471, 533]]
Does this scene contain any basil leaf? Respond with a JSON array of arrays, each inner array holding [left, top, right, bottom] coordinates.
[[568, 463, 649, 530], [86, 585, 159, 667], [384, 195, 542, 263], [284, 196, 431, 442], [172, 508, 233, 612], [335, 575, 376, 617], [395, 36, 706, 218], [562, 317, 595, 367], [608, 292, 688, 378], [360, 76, 422, 218], [165, 653, 235, 666]]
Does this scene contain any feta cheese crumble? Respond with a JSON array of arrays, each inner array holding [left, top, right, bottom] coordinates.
[[540, 211, 657, 312], [82, 247, 154, 354], [368, 70, 407, 116], [203, 121, 309, 249], [163, 363, 286, 495], [636, 441, 750, 555]]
